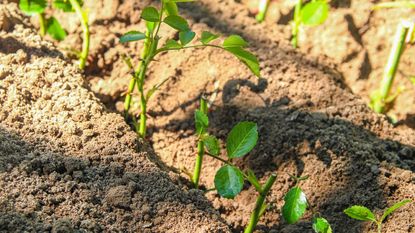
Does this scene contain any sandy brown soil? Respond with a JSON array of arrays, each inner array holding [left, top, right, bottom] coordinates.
[[243, 0, 415, 128], [0, 3, 229, 232], [1, 0, 415, 233]]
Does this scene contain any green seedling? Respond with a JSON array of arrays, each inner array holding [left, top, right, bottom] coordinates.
[[291, 0, 329, 48], [312, 216, 332, 233], [370, 19, 414, 113], [344, 199, 412, 233], [19, 0, 90, 70], [282, 174, 309, 224], [120, 0, 260, 138], [374, 1, 415, 10], [190, 103, 275, 232], [256, 0, 271, 22]]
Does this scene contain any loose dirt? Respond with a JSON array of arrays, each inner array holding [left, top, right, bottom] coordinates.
[[1, 0, 415, 233], [0, 3, 229, 232]]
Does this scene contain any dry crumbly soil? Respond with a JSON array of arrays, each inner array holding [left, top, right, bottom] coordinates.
[[1, 0, 415, 233], [0, 3, 230, 233], [243, 0, 415, 128]]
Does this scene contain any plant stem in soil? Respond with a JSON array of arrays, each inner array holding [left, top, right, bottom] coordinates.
[[124, 32, 152, 116], [244, 173, 277, 233], [256, 0, 270, 22], [38, 13, 46, 37], [69, 0, 90, 70], [192, 98, 208, 188], [372, 19, 410, 113], [291, 0, 302, 48]]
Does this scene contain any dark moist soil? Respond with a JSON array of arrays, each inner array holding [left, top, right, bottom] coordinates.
[[1, 0, 415, 233], [0, 3, 230, 233]]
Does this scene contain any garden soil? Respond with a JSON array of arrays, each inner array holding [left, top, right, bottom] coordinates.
[[1, 0, 415, 233], [0, 3, 230, 233]]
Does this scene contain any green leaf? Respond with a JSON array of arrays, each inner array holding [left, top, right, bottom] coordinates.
[[46, 17, 67, 41], [201, 31, 220, 45], [226, 121, 258, 158], [164, 15, 189, 31], [179, 30, 196, 45], [53, 0, 83, 12], [223, 35, 249, 48], [282, 187, 308, 224], [343, 206, 376, 222], [19, 0, 47, 15], [164, 39, 183, 49], [194, 110, 208, 135], [164, 1, 179, 16], [214, 165, 244, 199], [119, 31, 146, 43], [224, 47, 260, 77], [141, 6, 160, 22], [312, 217, 332, 233], [300, 1, 329, 26], [380, 199, 412, 223], [202, 135, 220, 156]]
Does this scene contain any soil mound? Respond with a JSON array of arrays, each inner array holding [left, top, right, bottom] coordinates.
[[0, 3, 229, 232], [71, 0, 414, 232]]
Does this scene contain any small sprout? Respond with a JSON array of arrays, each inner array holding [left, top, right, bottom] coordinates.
[[189, 101, 276, 232], [312, 217, 332, 233], [256, 0, 271, 23], [18, 0, 90, 70], [291, 0, 329, 48], [344, 199, 412, 233], [369, 19, 414, 114], [121, 1, 260, 138]]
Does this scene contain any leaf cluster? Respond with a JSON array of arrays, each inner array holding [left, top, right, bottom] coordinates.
[[344, 200, 412, 231], [19, 0, 83, 41], [119, 0, 260, 77]]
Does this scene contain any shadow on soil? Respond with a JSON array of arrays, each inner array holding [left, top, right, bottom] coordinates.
[[146, 76, 414, 232], [0, 126, 228, 232]]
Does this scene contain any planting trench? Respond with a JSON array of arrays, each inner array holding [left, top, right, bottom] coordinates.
[[1, 0, 415, 233]]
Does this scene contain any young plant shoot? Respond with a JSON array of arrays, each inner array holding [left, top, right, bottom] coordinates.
[[370, 19, 414, 114], [344, 199, 412, 233], [190, 107, 276, 233], [291, 0, 329, 48], [120, 0, 260, 138], [19, 0, 90, 70], [282, 174, 309, 224], [256, 0, 271, 22]]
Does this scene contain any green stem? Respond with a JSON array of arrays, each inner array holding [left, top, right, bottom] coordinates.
[[69, 0, 89, 70], [124, 34, 152, 116], [372, 20, 410, 113], [256, 0, 271, 22], [377, 222, 382, 233], [192, 98, 208, 188], [38, 13, 46, 37], [244, 173, 277, 233], [374, 1, 415, 10], [291, 0, 302, 48]]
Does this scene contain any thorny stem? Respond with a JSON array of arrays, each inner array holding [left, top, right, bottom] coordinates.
[[256, 0, 270, 22], [244, 173, 277, 233], [291, 0, 302, 48], [38, 13, 46, 37], [192, 98, 208, 188], [371, 20, 411, 113], [69, 0, 89, 70]]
